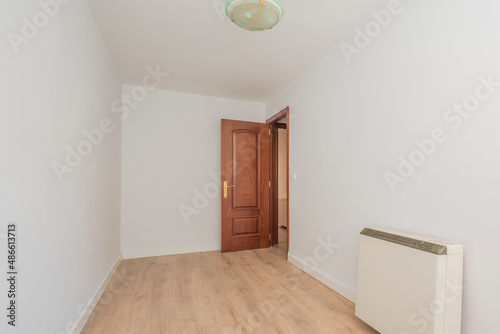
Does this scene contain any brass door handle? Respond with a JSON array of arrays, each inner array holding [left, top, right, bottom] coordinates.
[[223, 181, 236, 199]]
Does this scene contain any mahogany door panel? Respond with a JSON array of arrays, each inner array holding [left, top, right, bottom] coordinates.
[[221, 119, 270, 253]]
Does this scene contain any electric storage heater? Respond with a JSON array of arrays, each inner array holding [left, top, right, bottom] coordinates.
[[355, 228, 463, 334]]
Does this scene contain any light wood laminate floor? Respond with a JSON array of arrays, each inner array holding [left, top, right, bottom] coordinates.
[[82, 245, 378, 334]]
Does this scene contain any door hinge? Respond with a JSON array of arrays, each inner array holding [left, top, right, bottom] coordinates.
[[269, 181, 271, 188], [269, 129, 271, 135], [269, 234, 271, 241]]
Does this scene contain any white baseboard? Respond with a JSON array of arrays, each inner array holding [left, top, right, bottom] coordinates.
[[288, 253, 357, 303], [72, 256, 122, 334], [121, 246, 221, 259]]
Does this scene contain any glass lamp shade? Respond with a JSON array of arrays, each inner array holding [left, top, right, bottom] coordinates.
[[225, 0, 284, 31]]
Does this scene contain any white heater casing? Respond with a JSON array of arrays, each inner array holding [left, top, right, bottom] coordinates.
[[355, 228, 463, 334]]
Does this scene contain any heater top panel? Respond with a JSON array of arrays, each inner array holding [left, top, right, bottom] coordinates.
[[361, 228, 463, 255]]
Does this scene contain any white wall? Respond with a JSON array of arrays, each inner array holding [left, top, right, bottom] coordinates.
[[0, 1, 122, 333], [121, 87, 264, 258], [266, 0, 500, 332]]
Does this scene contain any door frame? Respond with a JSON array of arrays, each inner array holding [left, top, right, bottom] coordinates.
[[266, 107, 290, 254]]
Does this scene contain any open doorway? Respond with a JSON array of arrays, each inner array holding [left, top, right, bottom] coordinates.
[[267, 107, 290, 257], [219, 108, 289, 255], [277, 125, 287, 244]]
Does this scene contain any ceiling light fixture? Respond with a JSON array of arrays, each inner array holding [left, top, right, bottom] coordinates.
[[225, 0, 284, 31]]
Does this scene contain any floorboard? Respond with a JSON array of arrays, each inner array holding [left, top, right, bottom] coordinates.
[[81, 246, 378, 334]]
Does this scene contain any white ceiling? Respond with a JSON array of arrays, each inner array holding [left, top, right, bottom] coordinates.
[[88, 0, 389, 102]]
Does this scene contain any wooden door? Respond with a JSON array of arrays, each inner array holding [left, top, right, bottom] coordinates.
[[221, 119, 270, 253]]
